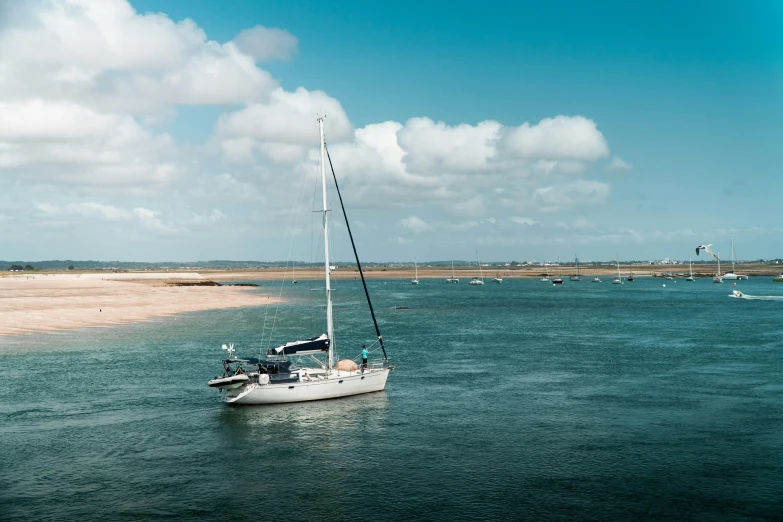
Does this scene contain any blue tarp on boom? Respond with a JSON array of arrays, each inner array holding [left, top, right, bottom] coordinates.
[[267, 334, 330, 356]]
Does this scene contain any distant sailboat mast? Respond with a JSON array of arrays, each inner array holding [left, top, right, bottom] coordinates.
[[731, 233, 736, 274], [717, 251, 721, 277]]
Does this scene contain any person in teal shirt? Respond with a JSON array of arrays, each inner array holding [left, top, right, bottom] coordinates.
[[361, 345, 369, 371]]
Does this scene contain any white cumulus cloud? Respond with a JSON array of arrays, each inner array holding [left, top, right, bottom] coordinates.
[[399, 216, 432, 233], [608, 155, 632, 172], [233, 25, 298, 62]]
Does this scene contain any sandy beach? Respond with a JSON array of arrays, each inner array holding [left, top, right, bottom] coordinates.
[[0, 273, 277, 337]]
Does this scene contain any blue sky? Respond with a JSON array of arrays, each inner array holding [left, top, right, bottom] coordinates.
[[0, 0, 781, 262]]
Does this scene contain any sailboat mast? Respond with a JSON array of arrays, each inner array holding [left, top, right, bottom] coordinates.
[[476, 250, 483, 281], [616, 254, 620, 278], [319, 117, 334, 369], [731, 233, 735, 273], [717, 250, 721, 276]]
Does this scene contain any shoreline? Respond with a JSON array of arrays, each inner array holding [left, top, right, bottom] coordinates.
[[2, 262, 778, 337], [201, 262, 782, 281], [0, 273, 279, 338]]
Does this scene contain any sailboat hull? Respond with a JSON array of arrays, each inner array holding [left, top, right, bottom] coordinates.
[[223, 368, 390, 405]]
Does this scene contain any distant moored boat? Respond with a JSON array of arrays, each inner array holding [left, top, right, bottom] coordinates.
[[612, 254, 623, 284], [446, 260, 459, 283]]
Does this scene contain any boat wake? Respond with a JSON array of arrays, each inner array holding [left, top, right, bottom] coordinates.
[[730, 290, 783, 301]]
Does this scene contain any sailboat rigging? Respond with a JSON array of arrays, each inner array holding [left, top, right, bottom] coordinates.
[[686, 256, 694, 281], [208, 117, 393, 404], [411, 258, 419, 285]]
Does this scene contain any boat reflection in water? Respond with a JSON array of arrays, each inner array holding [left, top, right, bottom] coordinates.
[[216, 392, 390, 445]]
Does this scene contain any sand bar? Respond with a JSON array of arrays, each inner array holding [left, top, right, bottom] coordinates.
[[0, 273, 277, 337]]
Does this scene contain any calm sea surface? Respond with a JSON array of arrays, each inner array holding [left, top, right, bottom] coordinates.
[[1, 276, 782, 520]]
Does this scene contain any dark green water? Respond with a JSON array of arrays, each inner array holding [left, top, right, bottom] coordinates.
[[2, 277, 782, 521]]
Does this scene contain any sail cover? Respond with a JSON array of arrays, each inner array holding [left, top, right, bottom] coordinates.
[[267, 334, 330, 356]]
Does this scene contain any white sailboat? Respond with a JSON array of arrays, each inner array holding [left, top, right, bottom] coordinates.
[[492, 271, 503, 283], [686, 256, 694, 281], [446, 260, 459, 283], [612, 254, 623, 284], [291, 261, 297, 284], [570, 255, 581, 281], [411, 258, 419, 285], [552, 256, 563, 284], [722, 234, 748, 280], [208, 118, 393, 404], [713, 251, 723, 283], [469, 250, 485, 285]]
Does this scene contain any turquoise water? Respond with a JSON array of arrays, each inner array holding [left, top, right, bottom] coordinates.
[[1, 277, 782, 520]]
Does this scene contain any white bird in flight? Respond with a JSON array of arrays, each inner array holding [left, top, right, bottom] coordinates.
[[696, 244, 720, 260]]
